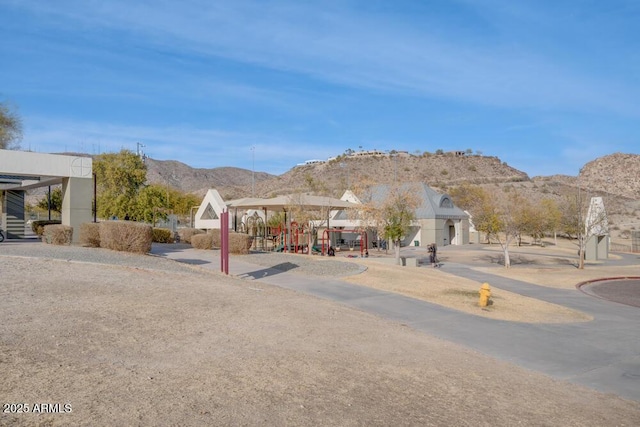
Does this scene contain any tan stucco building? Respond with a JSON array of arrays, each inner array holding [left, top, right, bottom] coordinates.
[[0, 149, 93, 242]]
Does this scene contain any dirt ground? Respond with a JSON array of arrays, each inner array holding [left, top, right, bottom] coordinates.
[[1, 253, 640, 426], [336, 239, 639, 323], [339, 257, 592, 323]]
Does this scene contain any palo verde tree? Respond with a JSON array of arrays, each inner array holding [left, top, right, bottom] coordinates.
[[0, 101, 22, 150], [93, 149, 147, 220]]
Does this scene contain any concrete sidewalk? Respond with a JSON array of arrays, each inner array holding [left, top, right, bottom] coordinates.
[[151, 245, 640, 402]]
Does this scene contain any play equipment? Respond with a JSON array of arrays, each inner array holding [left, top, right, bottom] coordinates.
[[245, 214, 266, 250], [321, 228, 368, 257]]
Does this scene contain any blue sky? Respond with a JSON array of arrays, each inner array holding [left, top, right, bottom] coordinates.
[[1, 0, 638, 177]]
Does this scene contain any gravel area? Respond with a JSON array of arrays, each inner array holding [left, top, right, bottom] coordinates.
[[2, 245, 640, 426], [236, 251, 365, 276]]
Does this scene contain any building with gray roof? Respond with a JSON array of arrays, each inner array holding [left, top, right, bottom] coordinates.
[[330, 183, 469, 248]]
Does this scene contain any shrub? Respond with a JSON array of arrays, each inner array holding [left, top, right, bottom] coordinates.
[[210, 229, 221, 248], [191, 233, 213, 250], [153, 228, 174, 243], [32, 220, 62, 237], [229, 232, 253, 254], [42, 224, 73, 245], [192, 231, 251, 253], [99, 221, 152, 253], [177, 228, 204, 244], [79, 222, 100, 247]]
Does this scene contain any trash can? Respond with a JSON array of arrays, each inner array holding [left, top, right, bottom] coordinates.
[[414, 240, 419, 247]]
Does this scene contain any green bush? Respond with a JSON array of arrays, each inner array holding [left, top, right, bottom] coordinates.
[[191, 233, 213, 250], [79, 222, 101, 247], [42, 224, 73, 245], [32, 220, 62, 237], [177, 228, 204, 244], [99, 221, 152, 254], [152, 228, 174, 243]]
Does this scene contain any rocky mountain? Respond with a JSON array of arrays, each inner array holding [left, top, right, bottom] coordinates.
[[144, 158, 275, 197], [144, 151, 640, 239], [147, 152, 530, 199], [27, 150, 638, 238]]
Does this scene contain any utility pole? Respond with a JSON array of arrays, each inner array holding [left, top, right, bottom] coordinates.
[[136, 142, 145, 160], [251, 146, 255, 197]]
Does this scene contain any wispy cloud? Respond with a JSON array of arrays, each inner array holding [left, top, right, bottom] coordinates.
[[22, 115, 333, 174], [8, 0, 639, 117], [3, 0, 639, 179]]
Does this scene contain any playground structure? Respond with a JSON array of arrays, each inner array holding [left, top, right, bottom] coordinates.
[[270, 222, 319, 254], [240, 216, 369, 257], [240, 212, 267, 251]]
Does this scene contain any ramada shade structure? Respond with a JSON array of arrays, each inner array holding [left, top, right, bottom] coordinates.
[[226, 194, 360, 252], [226, 193, 358, 211]]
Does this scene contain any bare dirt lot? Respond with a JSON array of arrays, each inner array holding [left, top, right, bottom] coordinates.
[[1, 251, 640, 426]]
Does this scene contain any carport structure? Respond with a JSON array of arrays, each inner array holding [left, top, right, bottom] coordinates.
[[0, 149, 93, 241]]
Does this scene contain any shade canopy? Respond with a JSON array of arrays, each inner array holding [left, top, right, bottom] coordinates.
[[227, 194, 359, 211]]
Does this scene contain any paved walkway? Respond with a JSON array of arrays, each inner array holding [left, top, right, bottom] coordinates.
[[151, 245, 640, 402]]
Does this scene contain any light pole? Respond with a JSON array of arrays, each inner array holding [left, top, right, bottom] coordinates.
[[340, 162, 350, 189], [251, 146, 255, 197], [391, 152, 398, 181], [190, 205, 199, 228]]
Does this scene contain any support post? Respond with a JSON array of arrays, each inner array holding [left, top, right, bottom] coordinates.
[[220, 210, 229, 275]]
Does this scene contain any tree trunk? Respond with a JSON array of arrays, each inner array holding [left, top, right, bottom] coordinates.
[[395, 239, 401, 265], [503, 246, 511, 268]]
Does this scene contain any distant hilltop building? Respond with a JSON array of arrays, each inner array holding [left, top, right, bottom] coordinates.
[[300, 148, 473, 166], [296, 159, 326, 166], [350, 149, 385, 157]]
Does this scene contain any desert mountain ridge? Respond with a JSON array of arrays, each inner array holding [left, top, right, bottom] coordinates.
[[146, 152, 640, 239], [145, 152, 639, 200], [39, 151, 640, 238]]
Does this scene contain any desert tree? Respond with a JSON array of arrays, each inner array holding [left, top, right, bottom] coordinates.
[[93, 149, 147, 219], [541, 198, 562, 245], [449, 183, 500, 243], [131, 184, 170, 223], [560, 191, 608, 269], [0, 101, 22, 150], [36, 186, 63, 213], [491, 192, 530, 268], [450, 183, 524, 267], [352, 182, 419, 264]]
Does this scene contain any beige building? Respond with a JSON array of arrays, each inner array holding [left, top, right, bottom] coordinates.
[[0, 149, 93, 242], [329, 183, 469, 248]]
